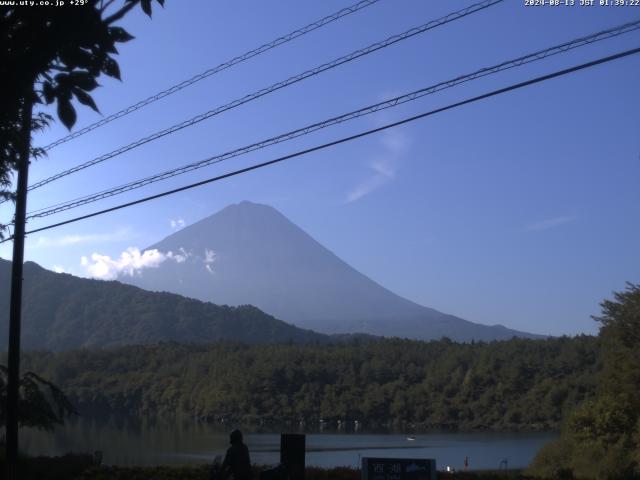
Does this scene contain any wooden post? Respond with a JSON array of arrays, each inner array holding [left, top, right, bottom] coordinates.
[[280, 433, 305, 480], [5, 86, 33, 480]]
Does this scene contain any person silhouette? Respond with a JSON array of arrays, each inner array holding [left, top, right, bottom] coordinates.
[[220, 429, 252, 480]]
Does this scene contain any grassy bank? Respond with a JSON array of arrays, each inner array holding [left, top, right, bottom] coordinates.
[[75, 465, 361, 480], [1, 453, 535, 479], [76, 466, 530, 480]]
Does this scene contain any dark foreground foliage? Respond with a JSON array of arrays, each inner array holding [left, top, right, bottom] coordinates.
[[75, 466, 527, 480], [0, 452, 530, 480], [528, 284, 640, 480], [0, 365, 76, 431], [0, 451, 377, 480], [19, 335, 599, 431], [74, 465, 360, 480], [0, 452, 94, 480], [0, 0, 165, 237], [441, 473, 529, 480]]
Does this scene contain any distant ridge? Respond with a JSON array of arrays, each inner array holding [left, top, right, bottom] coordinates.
[[122, 201, 543, 341], [0, 258, 329, 351]]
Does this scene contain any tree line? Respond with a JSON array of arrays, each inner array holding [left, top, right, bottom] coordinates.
[[18, 335, 599, 432], [529, 283, 640, 479]]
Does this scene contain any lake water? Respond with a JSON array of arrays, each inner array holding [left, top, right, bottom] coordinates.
[[20, 418, 557, 471]]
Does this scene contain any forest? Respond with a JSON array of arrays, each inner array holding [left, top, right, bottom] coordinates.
[[0, 259, 329, 350], [19, 335, 599, 432]]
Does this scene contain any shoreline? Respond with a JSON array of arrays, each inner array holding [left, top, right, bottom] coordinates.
[[51, 413, 562, 436], [3, 452, 531, 480]]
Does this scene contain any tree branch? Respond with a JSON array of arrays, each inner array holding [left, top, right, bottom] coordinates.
[[104, 0, 139, 25], [100, 0, 118, 14]]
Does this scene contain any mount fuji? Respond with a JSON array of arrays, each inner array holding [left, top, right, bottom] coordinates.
[[121, 201, 541, 341]]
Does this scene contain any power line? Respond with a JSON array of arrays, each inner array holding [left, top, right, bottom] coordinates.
[[25, 19, 640, 220], [5, 46, 637, 242], [26, 0, 504, 192], [41, 0, 383, 152], [28, 19, 640, 216]]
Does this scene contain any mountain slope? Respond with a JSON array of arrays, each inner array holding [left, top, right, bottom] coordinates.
[[0, 259, 329, 351], [122, 201, 542, 341]]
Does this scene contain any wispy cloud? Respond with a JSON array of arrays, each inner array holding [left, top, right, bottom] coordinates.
[[204, 248, 216, 274], [346, 174, 390, 203], [33, 228, 132, 248], [345, 129, 410, 203], [170, 218, 185, 229], [81, 247, 189, 280], [525, 216, 576, 232]]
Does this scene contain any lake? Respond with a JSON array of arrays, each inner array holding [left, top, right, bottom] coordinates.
[[20, 418, 557, 471]]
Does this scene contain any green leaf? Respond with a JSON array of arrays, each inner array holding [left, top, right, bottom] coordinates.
[[68, 71, 99, 91], [141, 0, 152, 17], [57, 97, 77, 130], [54, 73, 70, 86], [102, 57, 121, 80], [88, 52, 107, 77], [108, 26, 135, 43], [59, 47, 94, 70], [103, 40, 119, 55], [72, 87, 100, 113], [42, 82, 55, 104]]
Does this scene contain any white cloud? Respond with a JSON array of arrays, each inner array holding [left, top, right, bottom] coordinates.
[[173, 248, 190, 263], [33, 228, 131, 248], [379, 128, 411, 155], [203, 248, 216, 274], [346, 174, 389, 203], [525, 216, 576, 232], [370, 159, 396, 178], [170, 218, 185, 229], [52, 265, 67, 274], [346, 129, 411, 203], [81, 247, 189, 280], [204, 249, 216, 264]]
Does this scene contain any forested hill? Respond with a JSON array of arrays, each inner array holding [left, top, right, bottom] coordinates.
[[21, 336, 600, 431], [0, 259, 328, 350]]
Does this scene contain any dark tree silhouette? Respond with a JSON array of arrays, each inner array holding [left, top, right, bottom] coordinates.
[[529, 283, 640, 480], [0, 0, 164, 222], [0, 365, 76, 431], [1, 3, 165, 475]]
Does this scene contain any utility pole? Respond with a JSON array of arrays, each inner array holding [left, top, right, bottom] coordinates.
[[6, 85, 34, 480]]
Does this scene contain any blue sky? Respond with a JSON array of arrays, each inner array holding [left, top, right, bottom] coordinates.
[[1, 0, 639, 336]]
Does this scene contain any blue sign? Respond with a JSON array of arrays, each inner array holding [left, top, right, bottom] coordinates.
[[361, 458, 436, 480]]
